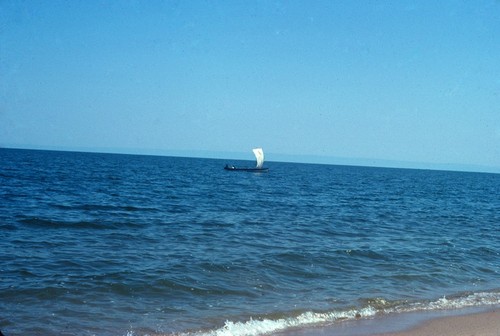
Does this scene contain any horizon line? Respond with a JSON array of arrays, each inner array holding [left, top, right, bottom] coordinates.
[[2, 144, 499, 175]]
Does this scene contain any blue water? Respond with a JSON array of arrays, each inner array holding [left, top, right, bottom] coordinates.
[[0, 148, 499, 336]]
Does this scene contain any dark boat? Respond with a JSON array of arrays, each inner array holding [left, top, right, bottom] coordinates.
[[224, 165, 269, 172], [224, 148, 269, 172]]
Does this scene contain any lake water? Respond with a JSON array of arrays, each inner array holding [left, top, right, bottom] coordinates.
[[0, 148, 498, 335]]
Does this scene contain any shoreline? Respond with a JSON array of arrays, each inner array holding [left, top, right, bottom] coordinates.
[[375, 308, 499, 336], [277, 306, 499, 336]]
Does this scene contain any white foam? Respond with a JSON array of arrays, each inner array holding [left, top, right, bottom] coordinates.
[[184, 307, 377, 336], [392, 291, 500, 313], [181, 291, 499, 336]]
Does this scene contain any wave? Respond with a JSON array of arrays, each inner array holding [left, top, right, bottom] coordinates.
[[17, 217, 143, 230], [52, 203, 160, 213], [176, 291, 499, 336], [19, 217, 105, 229]]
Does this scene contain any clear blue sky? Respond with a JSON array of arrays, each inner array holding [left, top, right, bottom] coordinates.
[[1, 1, 499, 172]]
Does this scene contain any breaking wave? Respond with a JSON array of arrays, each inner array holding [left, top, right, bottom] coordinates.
[[177, 291, 499, 336]]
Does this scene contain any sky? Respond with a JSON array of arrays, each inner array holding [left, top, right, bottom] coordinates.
[[1, 1, 500, 172]]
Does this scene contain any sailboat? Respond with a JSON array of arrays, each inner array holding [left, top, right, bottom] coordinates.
[[224, 148, 269, 172]]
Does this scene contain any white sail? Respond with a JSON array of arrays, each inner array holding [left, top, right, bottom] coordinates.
[[252, 148, 264, 169]]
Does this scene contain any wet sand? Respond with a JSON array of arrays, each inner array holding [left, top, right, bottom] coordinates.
[[277, 308, 499, 336], [374, 309, 499, 336]]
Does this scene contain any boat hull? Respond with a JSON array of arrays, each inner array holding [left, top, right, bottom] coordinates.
[[224, 166, 269, 172]]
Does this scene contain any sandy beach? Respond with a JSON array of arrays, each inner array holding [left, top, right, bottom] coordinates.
[[374, 309, 499, 336]]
